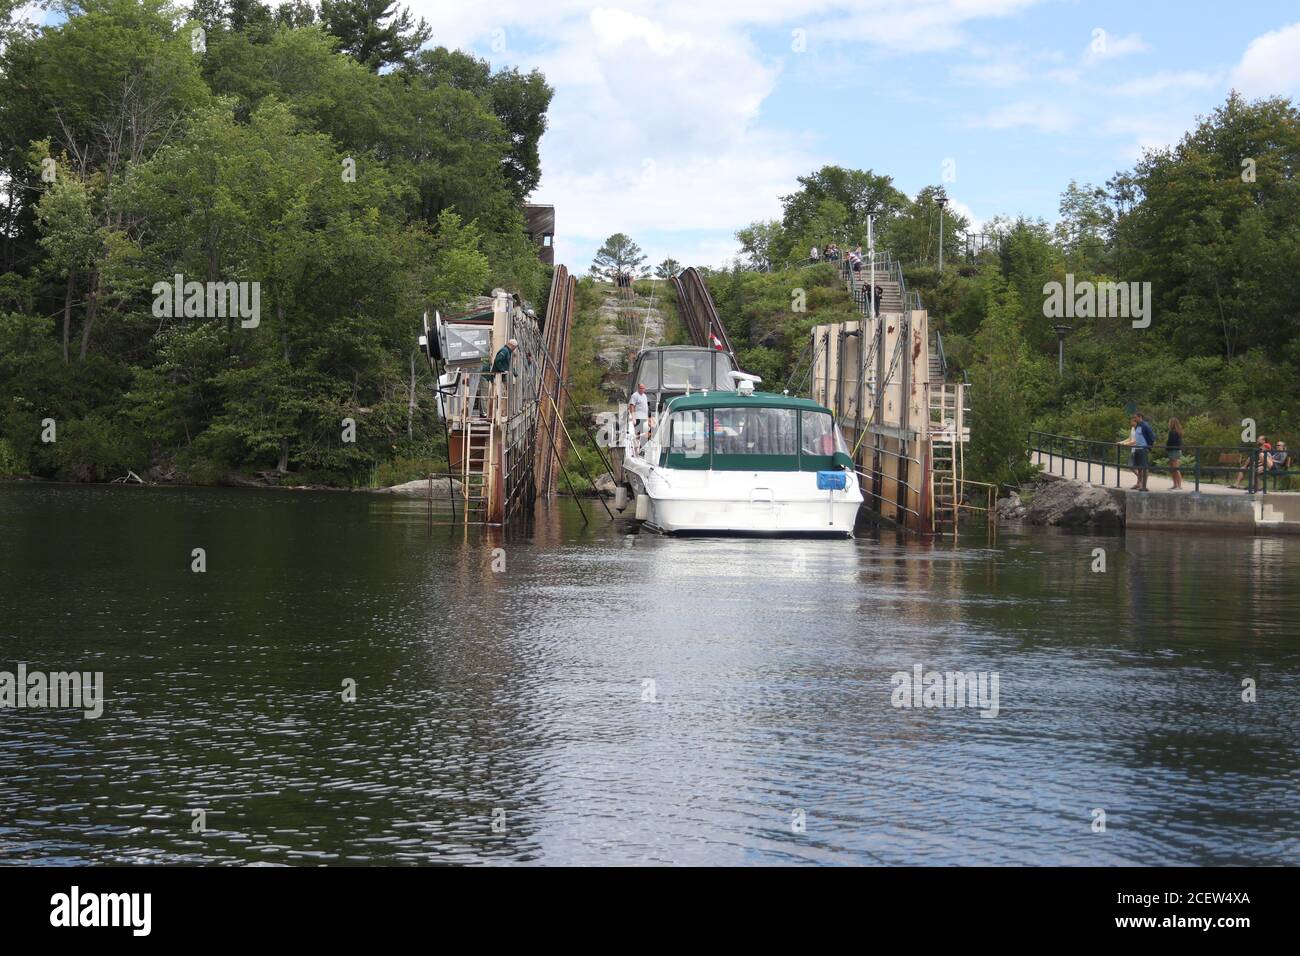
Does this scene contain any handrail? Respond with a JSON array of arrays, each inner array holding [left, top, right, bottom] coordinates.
[[855, 469, 922, 519], [933, 329, 948, 381], [1026, 430, 1300, 494]]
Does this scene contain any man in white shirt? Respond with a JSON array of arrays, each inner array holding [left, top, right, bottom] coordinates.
[[628, 383, 650, 448]]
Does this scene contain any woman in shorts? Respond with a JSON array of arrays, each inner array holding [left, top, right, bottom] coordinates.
[[1166, 417, 1184, 489]]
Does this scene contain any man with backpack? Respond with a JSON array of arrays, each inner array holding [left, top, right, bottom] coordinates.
[[1135, 413, 1156, 490]]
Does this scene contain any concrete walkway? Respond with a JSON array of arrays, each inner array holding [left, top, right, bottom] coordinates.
[[1031, 451, 1268, 495], [1031, 451, 1300, 531]]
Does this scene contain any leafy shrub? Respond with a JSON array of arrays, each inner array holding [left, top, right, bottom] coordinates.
[[372, 456, 447, 488], [0, 437, 26, 477], [52, 413, 145, 482]]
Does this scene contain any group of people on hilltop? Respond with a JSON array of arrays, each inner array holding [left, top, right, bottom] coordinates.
[[811, 242, 873, 268], [1119, 413, 1291, 491], [809, 243, 839, 263], [809, 243, 884, 313]]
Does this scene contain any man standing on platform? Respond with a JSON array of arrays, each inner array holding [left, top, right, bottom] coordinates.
[[485, 338, 518, 418], [629, 382, 650, 449]]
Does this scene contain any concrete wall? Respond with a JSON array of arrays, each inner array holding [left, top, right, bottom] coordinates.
[[811, 309, 932, 530], [1126, 491, 1259, 532]]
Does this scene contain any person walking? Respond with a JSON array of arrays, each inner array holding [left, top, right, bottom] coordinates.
[[1166, 417, 1184, 489]]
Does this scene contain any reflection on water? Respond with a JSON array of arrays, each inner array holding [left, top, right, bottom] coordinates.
[[1, 483, 1297, 865]]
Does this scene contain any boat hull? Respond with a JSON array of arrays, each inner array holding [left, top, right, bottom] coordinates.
[[648, 496, 861, 537], [623, 462, 863, 538]]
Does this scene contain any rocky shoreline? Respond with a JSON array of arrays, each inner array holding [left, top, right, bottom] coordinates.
[[994, 478, 1125, 529]]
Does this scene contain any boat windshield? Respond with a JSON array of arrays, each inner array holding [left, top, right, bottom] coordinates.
[[635, 353, 660, 390], [714, 352, 735, 388], [712, 407, 797, 457], [661, 352, 714, 391]]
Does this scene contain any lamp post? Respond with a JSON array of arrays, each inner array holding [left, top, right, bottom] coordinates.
[[936, 193, 948, 274], [1053, 324, 1072, 376]]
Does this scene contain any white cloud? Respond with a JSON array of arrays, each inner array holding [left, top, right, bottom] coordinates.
[[408, 1, 1185, 271], [810, 0, 1043, 54], [967, 101, 1077, 133], [1111, 69, 1222, 97], [415, 2, 827, 269], [1229, 21, 1300, 99], [950, 61, 1031, 87], [1104, 114, 1190, 163], [1083, 30, 1148, 65]]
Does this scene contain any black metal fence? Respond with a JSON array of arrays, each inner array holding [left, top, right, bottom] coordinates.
[[1027, 431, 1299, 493]]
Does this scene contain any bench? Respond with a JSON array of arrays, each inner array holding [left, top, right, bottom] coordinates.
[[1213, 452, 1247, 488]]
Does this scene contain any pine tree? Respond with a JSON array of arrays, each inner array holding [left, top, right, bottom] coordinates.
[[320, 0, 431, 71], [590, 233, 647, 282]]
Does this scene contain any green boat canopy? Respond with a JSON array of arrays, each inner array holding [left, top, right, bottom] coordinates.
[[664, 392, 836, 415], [659, 391, 854, 473]]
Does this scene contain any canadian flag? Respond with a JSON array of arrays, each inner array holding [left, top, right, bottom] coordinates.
[[710, 333, 723, 351]]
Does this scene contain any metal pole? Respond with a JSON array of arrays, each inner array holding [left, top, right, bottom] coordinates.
[[938, 203, 945, 274], [868, 215, 876, 319]]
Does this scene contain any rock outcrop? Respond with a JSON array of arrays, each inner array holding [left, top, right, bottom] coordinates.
[[375, 477, 462, 497], [1024, 479, 1124, 528], [993, 491, 1028, 521]]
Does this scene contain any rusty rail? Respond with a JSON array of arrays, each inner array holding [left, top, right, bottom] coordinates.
[[672, 267, 736, 358]]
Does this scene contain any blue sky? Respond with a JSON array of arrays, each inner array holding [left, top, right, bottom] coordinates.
[[419, 0, 1300, 274]]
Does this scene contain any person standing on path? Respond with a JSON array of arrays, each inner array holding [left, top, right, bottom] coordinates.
[[1166, 417, 1184, 489], [1120, 414, 1150, 491]]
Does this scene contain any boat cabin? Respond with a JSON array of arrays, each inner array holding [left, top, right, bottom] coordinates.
[[628, 346, 737, 408], [655, 393, 854, 473]]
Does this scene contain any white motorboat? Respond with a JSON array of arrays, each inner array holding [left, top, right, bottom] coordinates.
[[620, 377, 863, 537]]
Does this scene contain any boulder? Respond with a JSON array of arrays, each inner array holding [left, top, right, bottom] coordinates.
[[993, 491, 1027, 521], [376, 477, 462, 497], [592, 471, 619, 495], [1025, 479, 1124, 528]]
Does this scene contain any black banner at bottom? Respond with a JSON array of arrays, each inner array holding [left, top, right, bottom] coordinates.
[[0, 865, 1283, 942]]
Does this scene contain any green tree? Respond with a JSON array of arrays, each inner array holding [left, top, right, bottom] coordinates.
[[966, 269, 1048, 485], [735, 220, 782, 271], [33, 168, 100, 362], [591, 233, 646, 281], [1114, 92, 1300, 360], [409, 48, 553, 200], [776, 165, 908, 263], [654, 258, 682, 278], [320, 0, 430, 70], [886, 186, 969, 268]]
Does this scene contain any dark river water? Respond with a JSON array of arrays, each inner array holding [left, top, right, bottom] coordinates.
[[1, 483, 1297, 865]]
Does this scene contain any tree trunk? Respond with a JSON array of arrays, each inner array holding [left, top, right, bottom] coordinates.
[[277, 300, 290, 473], [62, 272, 75, 364], [78, 272, 100, 361], [407, 349, 416, 440]]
